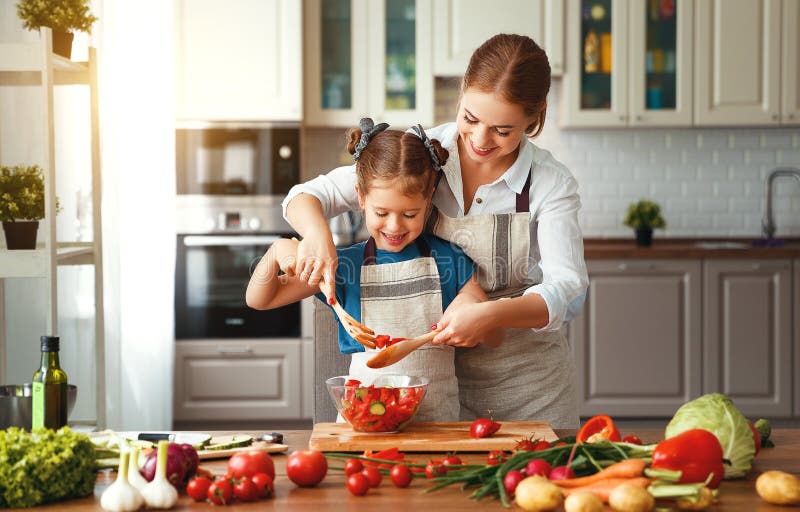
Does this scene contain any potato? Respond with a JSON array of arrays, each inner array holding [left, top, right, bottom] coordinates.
[[515, 476, 564, 512], [676, 487, 715, 510], [608, 482, 655, 512], [756, 470, 800, 505], [564, 491, 604, 512]]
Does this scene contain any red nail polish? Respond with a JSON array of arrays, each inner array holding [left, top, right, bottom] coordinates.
[[328, 297, 336, 305], [430, 324, 437, 331]]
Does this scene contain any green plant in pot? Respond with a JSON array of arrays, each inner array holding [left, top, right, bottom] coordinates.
[[623, 199, 666, 247], [0, 164, 60, 250], [15, 0, 98, 59]]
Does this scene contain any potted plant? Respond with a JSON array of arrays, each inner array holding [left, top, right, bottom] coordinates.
[[623, 199, 666, 247], [0, 164, 60, 250], [15, 0, 98, 59]]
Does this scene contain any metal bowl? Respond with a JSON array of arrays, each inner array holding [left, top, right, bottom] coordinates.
[[0, 384, 77, 429]]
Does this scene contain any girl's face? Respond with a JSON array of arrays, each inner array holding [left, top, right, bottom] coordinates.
[[456, 88, 536, 170], [357, 179, 429, 252]]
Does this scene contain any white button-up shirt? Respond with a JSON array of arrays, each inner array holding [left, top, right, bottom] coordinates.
[[282, 122, 588, 332]]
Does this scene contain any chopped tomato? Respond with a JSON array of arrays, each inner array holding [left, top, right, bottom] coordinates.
[[341, 384, 423, 432]]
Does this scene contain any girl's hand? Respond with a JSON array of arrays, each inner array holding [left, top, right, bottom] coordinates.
[[295, 231, 338, 301], [432, 301, 494, 347]]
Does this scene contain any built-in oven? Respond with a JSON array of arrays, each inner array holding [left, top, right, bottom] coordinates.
[[174, 196, 300, 339]]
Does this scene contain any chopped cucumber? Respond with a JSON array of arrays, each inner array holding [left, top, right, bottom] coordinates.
[[355, 389, 366, 400], [369, 401, 386, 415], [203, 434, 254, 451]]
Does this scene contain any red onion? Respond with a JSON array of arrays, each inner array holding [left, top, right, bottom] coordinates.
[[141, 443, 187, 486]]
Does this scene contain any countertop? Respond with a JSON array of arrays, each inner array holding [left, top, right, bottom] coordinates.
[[13, 429, 800, 511], [584, 238, 800, 259]]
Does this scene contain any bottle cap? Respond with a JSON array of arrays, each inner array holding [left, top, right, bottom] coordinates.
[[40, 336, 60, 352]]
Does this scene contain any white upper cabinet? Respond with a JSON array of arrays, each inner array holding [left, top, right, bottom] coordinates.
[[175, 0, 302, 121], [304, 0, 433, 127], [783, 0, 800, 125], [432, 0, 564, 77], [694, 0, 781, 126], [562, 0, 693, 127]]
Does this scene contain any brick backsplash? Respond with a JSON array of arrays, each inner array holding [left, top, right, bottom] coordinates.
[[302, 79, 800, 239]]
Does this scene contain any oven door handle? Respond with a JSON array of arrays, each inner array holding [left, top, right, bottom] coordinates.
[[183, 235, 283, 246]]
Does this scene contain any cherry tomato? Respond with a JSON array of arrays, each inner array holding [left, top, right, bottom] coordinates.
[[347, 473, 370, 496], [514, 436, 537, 452], [344, 458, 364, 476], [186, 476, 212, 502], [227, 450, 276, 480], [286, 450, 328, 487], [470, 415, 502, 439], [207, 477, 233, 506], [250, 472, 274, 498], [487, 450, 510, 466], [442, 454, 463, 468], [623, 434, 643, 445], [233, 478, 259, 502], [345, 379, 361, 387], [390, 464, 413, 488], [361, 466, 383, 487], [425, 460, 447, 479]]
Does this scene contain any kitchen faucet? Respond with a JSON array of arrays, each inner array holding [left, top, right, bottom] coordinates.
[[761, 167, 800, 241]]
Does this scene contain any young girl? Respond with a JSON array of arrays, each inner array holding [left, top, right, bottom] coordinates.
[[246, 118, 502, 422], [282, 34, 588, 428]]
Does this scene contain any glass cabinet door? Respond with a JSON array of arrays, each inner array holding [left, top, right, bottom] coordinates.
[[384, 0, 416, 111], [579, 0, 614, 110], [320, 0, 353, 110]]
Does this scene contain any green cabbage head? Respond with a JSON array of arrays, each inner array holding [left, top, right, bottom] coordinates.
[[665, 393, 755, 479]]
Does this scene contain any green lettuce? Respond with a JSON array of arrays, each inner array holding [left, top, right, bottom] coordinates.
[[0, 427, 95, 508], [665, 393, 756, 479]]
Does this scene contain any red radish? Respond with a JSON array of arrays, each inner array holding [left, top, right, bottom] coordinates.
[[525, 459, 552, 477], [503, 470, 525, 495], [549, 465, 576, 481]]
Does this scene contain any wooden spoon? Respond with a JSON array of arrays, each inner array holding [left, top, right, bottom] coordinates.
[[366, 331, 437, 369]]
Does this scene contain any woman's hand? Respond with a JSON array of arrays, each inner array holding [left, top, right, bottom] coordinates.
[[432, 301, 495, 348], [295, 230, 338, 301]]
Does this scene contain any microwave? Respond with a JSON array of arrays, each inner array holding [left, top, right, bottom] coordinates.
[[176, 125, 300, 196]]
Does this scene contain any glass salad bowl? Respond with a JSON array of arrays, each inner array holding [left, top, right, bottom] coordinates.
[[326, 375, 428, 433]]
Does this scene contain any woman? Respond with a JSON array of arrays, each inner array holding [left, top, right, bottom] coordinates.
[[282, 34, 588, 427]]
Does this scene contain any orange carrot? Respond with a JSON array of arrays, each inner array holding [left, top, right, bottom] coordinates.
[[554, 459, 649, 488], [561, 477, 652, 503]]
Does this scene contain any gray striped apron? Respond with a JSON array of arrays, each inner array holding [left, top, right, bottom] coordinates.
[[428, 169, 579, 428], [348, 237, 460, 422]]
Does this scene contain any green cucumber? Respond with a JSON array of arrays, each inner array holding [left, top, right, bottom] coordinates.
[[203, 434, 254, 451], [355, 389, 366, 400], [369, 401, 386, 415]]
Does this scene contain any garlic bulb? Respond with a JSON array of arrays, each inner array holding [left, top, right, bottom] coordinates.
[[128, 447, 148, 492], [141, 440, 178, 509], [101, 451, 144, 512]]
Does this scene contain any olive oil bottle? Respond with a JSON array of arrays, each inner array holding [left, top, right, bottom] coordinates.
[[31, 336, 68, 429]]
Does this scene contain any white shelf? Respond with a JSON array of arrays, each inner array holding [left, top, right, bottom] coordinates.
[[0, 41, 90, 86], [57, 243, 95, 266], [0, 243, 95, 277]]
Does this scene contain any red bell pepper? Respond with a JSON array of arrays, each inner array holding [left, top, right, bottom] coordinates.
[[576, 414, 622, 443], [651, 428, 725, 489]]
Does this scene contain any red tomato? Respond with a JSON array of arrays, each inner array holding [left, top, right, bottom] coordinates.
[[346, 473, 370, 496], [390, 464, 413, 488], [345, 379, 361, 387], [207, 477, 233, 506], [186, 476, 212, 502], [375, 334, 390, 348], [442, 454, 463, 468], [470, 416, 502, 438], [361, 466, 383, 487], [514, 436, 537, 452], [533, 440, 552, 451], [233, 478, 259, 502], [487, 450, 510, 466], [286, 450, 328, 487], [425, 460, 447, 479], [227, 450, 276, 480], [623, 434, 643, 445], [250, 472, 274, 498], [344, 458, 364, 476], [577, 414, 622, 443]]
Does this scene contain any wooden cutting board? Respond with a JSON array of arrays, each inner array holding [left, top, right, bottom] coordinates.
[[309, 421, 557, 452]]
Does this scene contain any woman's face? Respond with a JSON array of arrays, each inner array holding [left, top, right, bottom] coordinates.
[[456, 88, 536, 170], [357, 179, 429, 252]]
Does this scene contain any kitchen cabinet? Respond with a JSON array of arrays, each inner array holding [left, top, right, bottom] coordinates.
[[304, 0, 433, 127], [432, 0, 564, 77], [783, 0, 800, 125], [562, 0, 693, 127], [175, 0, 302, 121], [694, 0, 781, 126], [794, 259, 800, 416], [703, 260, 793, 417], [569, 260, 703, 416], [174, 339, 302, 421], [0, 28, 105, 426]]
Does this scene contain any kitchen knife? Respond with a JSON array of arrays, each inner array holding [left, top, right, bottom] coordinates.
[[127, 432, 212, 447]]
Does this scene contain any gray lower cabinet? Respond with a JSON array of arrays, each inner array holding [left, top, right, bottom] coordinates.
[[174, 339, 302, 421], [703, 259, 793, 417], [795, 259, 800, 417], [570, 260, 703, 417]]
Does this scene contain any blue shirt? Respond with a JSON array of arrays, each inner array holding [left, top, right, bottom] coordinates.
[[317, 234, 475, 354]]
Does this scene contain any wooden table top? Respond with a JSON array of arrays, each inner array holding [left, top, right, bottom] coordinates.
[[10, 429, 800, 511]]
